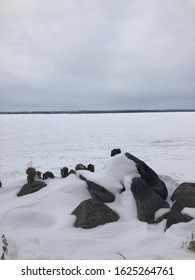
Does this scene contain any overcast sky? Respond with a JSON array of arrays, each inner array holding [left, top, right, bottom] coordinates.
[[0, 0, 195, 111]]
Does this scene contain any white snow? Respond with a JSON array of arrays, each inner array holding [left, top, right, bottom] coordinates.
[[0, 112, 195, 259]]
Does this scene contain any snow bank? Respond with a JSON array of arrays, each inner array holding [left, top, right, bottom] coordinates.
[[0, 153, 195, 260]]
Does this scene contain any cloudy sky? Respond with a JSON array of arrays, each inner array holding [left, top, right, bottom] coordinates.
[[0, 0, 195, 111]]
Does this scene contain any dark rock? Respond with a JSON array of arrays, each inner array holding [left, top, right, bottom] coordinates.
[[111, 148, 121, 157], [75, 163, 87, 171], [171, 182, 195, 201], [61, 166, 69, 178], [69, 169, 76, 175], [87, 164, 95, 172], [87, 181, 115, 203], [75, 163, 95, 172], [79, 174, 87, 181], [0, 180, 2, 187], [131, 177, 169, 224], [17, 181, 47, 197], [42, 171, 55, 180], [166, 196, 195, 229], [72, 198, 119, 229], [79, 175, 115, 203], [35, 170, 42, 179], [154, 212, 169, 224], [26, 167, 36, 182], [125, 152, 168, 199]]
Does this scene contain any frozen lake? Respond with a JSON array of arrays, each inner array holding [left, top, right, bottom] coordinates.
[[0, 112, 195, 183], [0, 112, 195, 260]]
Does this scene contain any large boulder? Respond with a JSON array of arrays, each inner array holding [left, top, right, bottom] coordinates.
[[72, 199, 119, 229], [80, 175, 115, 203], [17, 181, 47, 197], [166, 196, 195, 229], [125, 152, 168, 199], [131, 177, 169, 224], [171, 182, 195, 201]]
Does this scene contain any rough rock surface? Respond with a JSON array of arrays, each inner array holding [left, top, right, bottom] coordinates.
[[166, 196, 195, 229], [72, 198, 119, 229], [80, 175, 115, 202], [125, 152, 168, 199], [131, 177, 169, 224], [171, 182, 195, 201]]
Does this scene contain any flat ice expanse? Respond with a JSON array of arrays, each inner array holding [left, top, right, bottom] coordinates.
[[0, 112, 195, 259]]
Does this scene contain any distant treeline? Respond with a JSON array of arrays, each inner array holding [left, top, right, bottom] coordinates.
[[0, 109, 195, 115]]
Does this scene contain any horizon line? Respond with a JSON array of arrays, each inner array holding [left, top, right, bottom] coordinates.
[[0, 109, 195, 115]]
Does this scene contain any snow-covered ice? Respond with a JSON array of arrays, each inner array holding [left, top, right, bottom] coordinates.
[[0, 112, 195, 259]]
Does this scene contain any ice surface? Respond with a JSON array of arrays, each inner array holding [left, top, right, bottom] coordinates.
[[0, 112, 195, 259]]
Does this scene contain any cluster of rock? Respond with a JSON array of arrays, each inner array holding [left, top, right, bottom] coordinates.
[[71, 150, 195, 231], [12, 149, 195, 235], [61, 163, 95, 178], [26, 167, 55, 182], [71, 151, 169, 229], [72, 175, 119, 228], [125, 152, 195, 230], [16, 163, 95, 197]]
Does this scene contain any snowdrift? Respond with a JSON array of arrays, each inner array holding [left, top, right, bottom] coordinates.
[[0, 153, 195, 260]]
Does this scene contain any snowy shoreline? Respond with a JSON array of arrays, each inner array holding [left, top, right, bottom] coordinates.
[[0, 112, 195, 259]]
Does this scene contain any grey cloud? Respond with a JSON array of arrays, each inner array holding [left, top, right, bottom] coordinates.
[[0, 0, 195, 111]]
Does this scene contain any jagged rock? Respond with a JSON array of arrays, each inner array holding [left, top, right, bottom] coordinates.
[[171, 182, 195, 201], [111, 148, 121, 157], [72, 199, 119, 229], [17, 181, 47, 197], [42, 171, 55, 180], [166, 196, 195, 229], [125, 152, 168, 199], [80, 175, 115, 203], [131, 177, 169, 224]]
